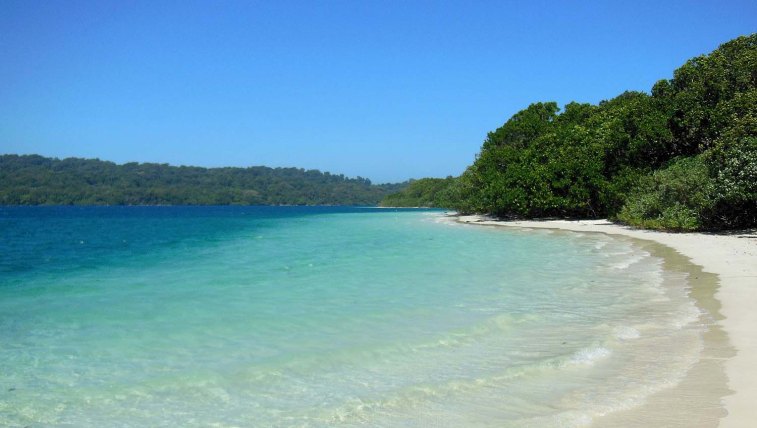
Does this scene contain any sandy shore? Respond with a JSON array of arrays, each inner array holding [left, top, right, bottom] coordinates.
[[456, 215, 757, 427]]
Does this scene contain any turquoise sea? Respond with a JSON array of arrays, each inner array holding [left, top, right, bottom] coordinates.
[[0, 207, 712, 427]]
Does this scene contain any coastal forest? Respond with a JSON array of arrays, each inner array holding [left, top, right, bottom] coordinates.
[[379, 177, 456, 208], [383, 34, 756, 231], [0, 155, 405, 206]]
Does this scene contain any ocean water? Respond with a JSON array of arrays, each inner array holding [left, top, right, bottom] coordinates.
[[0, 206, 711, 427]]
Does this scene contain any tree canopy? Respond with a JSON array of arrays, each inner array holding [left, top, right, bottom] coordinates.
[[385, 34, 756, 231]]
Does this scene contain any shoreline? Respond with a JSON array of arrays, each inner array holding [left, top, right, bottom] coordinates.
[[455, 215, 757, 427]]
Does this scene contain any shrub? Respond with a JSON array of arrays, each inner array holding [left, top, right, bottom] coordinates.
[[618, 156, 716, 231], [706, 135, 757, 228]]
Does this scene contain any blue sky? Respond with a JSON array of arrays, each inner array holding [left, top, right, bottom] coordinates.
[[1, 1, 755, 183]]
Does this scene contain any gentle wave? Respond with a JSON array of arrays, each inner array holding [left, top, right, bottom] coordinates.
[[0, 208, 711, 427]]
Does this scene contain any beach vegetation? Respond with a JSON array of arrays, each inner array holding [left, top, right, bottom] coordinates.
[[404, 33, 757, 231], [617, 156, 715, 231], [378, 177, 455, 207]]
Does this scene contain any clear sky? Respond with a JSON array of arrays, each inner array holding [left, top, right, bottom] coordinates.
[[1, 1, 755, 183]]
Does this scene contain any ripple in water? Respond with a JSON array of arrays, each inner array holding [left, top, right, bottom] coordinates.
[[0, 207, 712, 427]]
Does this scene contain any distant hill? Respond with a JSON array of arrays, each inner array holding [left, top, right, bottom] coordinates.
[[0, 155, 407, 206]]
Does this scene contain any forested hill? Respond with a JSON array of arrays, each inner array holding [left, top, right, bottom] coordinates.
[[0, 155, 406, 206], [383, 34, 756, 231]]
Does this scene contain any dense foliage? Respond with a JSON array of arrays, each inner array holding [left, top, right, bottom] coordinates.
[[0, 155, 406, 206], [378, 177, 455, 207], [438, 34, 756, 231]]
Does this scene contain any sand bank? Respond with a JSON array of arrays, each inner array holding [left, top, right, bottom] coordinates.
[[456, 215, 756, 427]]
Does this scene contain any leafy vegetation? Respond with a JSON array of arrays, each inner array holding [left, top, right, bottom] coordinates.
[[425, 34, 756, 231], [378, 177, 455, 207], [0, 155, 406, 206], [617, 156, 715, 231]]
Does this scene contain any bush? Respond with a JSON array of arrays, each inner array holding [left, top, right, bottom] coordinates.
[[618, 156, 716, 231], [706, 135, 757, 227]]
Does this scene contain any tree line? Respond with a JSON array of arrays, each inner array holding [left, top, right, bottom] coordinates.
[[0, 155, 406, 206], [382, 34, 756, 231]]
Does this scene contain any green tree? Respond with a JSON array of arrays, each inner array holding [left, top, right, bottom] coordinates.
[[444, 33, 756, 230]]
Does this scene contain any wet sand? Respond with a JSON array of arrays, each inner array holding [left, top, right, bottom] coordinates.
[[457, 215, 757, 427]]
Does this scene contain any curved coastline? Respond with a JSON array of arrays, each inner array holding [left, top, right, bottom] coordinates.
[[454, 215, 756, 427]]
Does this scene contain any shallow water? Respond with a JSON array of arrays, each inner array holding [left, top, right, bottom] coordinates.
[[0, 207, 714, 427]]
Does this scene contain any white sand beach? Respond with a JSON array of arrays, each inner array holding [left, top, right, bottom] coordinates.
[[456, 215, 757, 427]]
